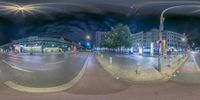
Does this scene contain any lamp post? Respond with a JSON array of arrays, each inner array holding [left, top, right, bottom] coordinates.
[[158, 5, 200, 72], [158, 14, 165, 71]]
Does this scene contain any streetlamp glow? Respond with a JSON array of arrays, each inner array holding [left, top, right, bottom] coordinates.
[[181, 38, 186, 42], [17, 7, 25, 10], [85, 34, 91, 40], [0, 3, 43, 15], [7, 5, 37, 15]]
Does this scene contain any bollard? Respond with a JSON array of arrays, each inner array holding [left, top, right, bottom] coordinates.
[[136, 64, 140, 74], [168, 58, 171, 67], [173, 74, 176, 77], [101, 54, 103, 58], [178, 58, 181, 64], [135, 69, 138, 74], [109, 57, 112, 64], [116, 77, 119, 80]]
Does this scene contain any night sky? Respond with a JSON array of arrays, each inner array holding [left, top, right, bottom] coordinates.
[[0, 12, 200, 46]]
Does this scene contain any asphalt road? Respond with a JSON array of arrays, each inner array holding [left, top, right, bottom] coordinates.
[[191, 51, 200, 67], [0, 52, 200, 100], [0, 52, 89, 88], [171, 51, 200, 84], [68, 54, 131, 95]]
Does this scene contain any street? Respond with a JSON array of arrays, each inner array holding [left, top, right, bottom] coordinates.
[[0, 52, 199, 100], [171, 51, 200, 84], [0, 52, 88, 88]]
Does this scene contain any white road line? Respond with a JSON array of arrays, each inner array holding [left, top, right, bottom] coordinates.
[[10, 59, 23, 64], [4, 54, 89, 93], [2, 60, 32, 72], [191, 54, 200, 72], [44, 60, 65, 66]]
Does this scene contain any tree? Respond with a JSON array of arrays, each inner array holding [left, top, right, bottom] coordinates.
[[103, 24, 133, 48]]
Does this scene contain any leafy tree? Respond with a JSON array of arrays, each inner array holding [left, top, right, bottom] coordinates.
[[104, 24, 133, 48]]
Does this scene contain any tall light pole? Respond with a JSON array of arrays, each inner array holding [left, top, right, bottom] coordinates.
[[158, 5, 200, 71], [158, 12, 165, 71], [159, 5, 200, 51]]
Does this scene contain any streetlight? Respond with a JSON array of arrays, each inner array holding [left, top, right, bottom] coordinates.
[[85, 34, 92, 49], [158, 5, 200, 72], [181, 38, 186, 42], [78, 42, 81, 45], [159, 5, 200, 44], [0, 3, 41, 16], [85, 34, 91, 40]]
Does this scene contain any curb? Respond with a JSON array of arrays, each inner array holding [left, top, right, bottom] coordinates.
[[96, 54, 189, 83], [96, 56, 163, 83], [160, 54, 189, 81]]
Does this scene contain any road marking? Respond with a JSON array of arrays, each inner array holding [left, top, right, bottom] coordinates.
[[191, 54, 200, 72], [10, 59, 23, 64], [2, 60, 32, 72], [9, 57, 21, 60], [44, 60, 65, 66], [8, 56, 24, 63], [4, 54, 89, 93]]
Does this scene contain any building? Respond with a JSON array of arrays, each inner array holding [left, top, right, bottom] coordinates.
[[1, 36, 72, 54], [94, 31, 109, 48], [132, 29, 187, 55], [163, 31, 187, 52], [132, 29, 160, 54]]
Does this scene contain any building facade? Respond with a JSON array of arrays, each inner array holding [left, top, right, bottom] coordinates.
[[1, 36, 72, 53], [94, 31, 109, 48], [132, 29, 187, 55], [163, 31, 187, 52]]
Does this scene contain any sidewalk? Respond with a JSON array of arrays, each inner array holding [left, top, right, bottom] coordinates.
[[96, 53, 188, 83], [161, 54, 189, 81]]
